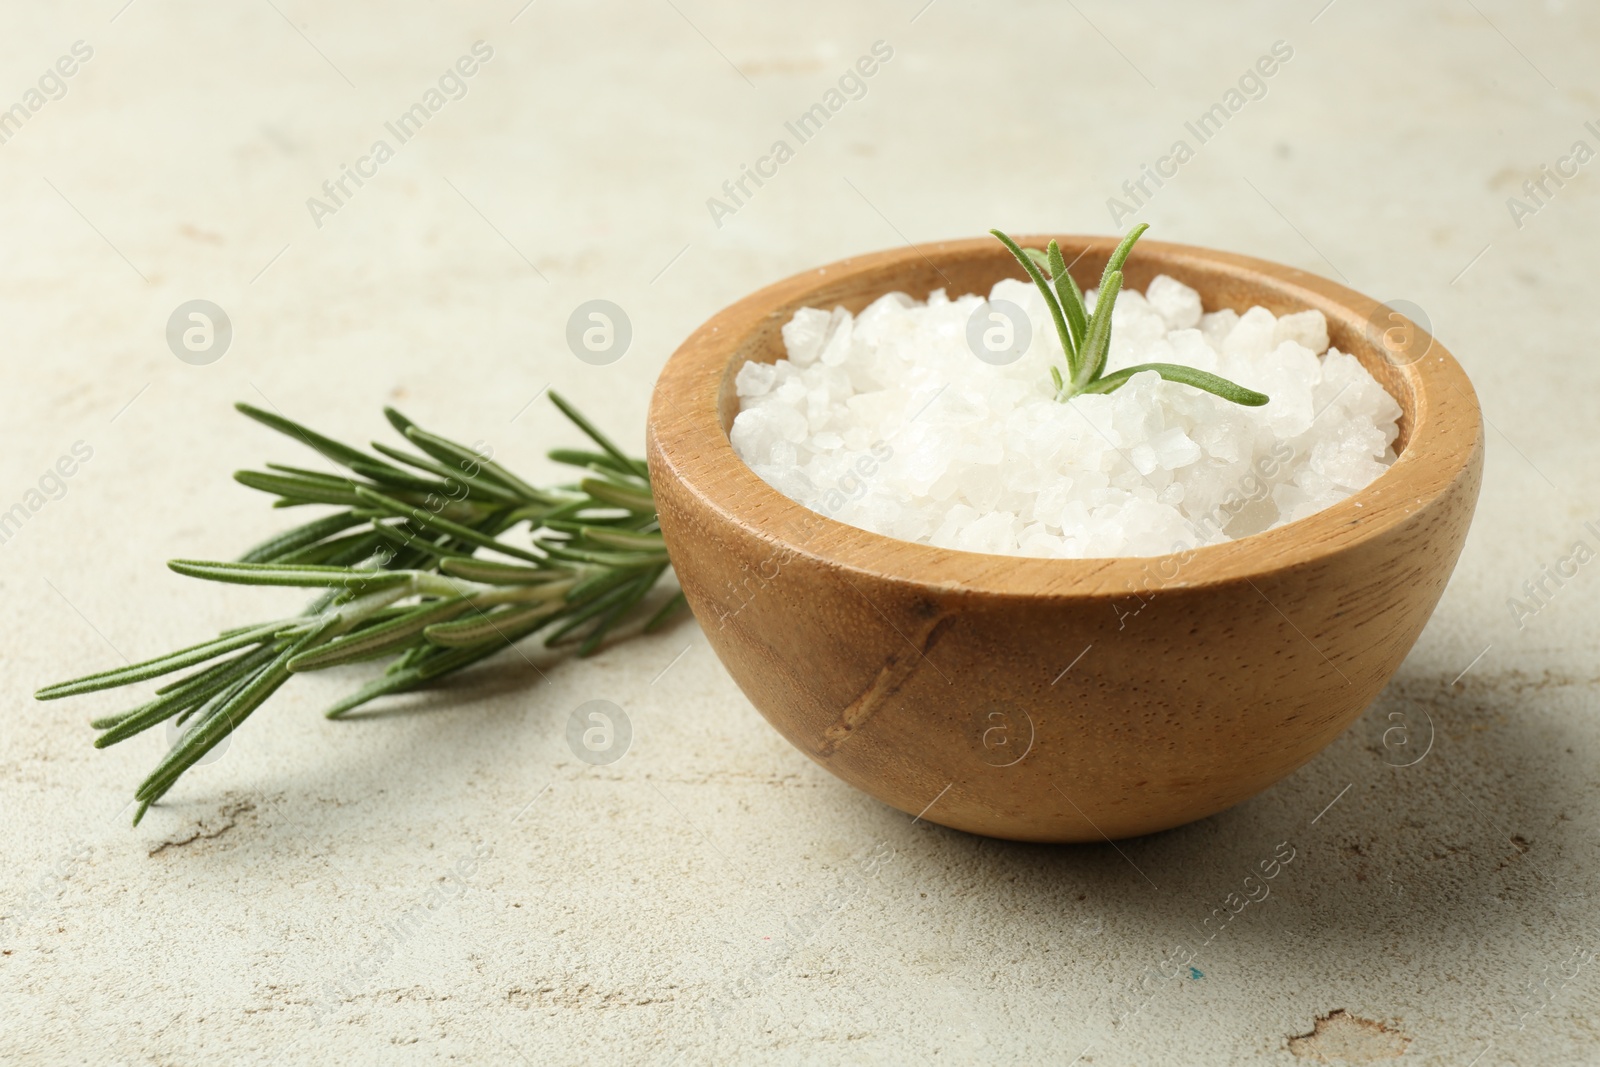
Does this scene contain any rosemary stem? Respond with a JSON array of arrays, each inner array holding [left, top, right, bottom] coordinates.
[[40, 393, 686, 818]]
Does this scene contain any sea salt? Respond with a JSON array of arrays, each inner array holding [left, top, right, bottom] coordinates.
[[729, 275, 1401, 559]]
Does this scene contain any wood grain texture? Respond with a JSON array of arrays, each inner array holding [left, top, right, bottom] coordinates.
[[646, 236, 1483, 842]]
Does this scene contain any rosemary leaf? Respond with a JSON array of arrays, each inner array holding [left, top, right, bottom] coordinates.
[[238, 511, 367, 564], [134, 620, 335, 814], [544, 576, 652, 646], [353, 487, 546, 564], [989, 229, 1078, 380], [543, 544, 669, 568], [318, 530, 391, 568], [579, 478, 655, 513], [273, 529, 388, 566], [35, 621, 286, 700], [321, 668, 424, 720], [423, 601, 564, 647], [547, 448, 638, 477], [366, 441, 524, 505], [166, 559, 416, 592], [151, 640, 282, 697], [96, 645, 281, 747], [439, 557, 569, 585], [344, 459, 465, 497], [549, 390, 650, 478], [1077, 362, 1270, 406], [400, 422, 554, 505], [644, 590, 688, 633], [1046, 240, 1089, 355], [1099, 222, 1149, 294], [235, 402, 406, 477], [571, 527, 667, 553], [1076, 269, 1124, 391], [288, 598, 478, 671], [369, 521, 476, 562], [577, 567, 666, 656], [234, 470, 363, 508]]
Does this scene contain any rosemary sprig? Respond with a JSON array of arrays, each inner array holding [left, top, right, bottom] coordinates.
[[34, 393, 684, 823], [990, 223, 1269, 407]]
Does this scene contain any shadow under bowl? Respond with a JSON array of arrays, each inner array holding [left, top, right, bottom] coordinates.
[[646, 235, 1483, 842]]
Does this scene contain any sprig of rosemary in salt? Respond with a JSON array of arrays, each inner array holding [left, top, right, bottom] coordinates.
[[34, 393, 682, 823], [990, 223, 1269, 407]]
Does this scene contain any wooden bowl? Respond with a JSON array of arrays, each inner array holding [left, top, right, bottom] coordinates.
[[646, 236, 1482, 842]]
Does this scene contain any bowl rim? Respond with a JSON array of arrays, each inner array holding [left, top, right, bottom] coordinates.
[[647, 235, 1483, 599]]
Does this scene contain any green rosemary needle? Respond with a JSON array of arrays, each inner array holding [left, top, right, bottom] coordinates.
[[990, 223, 1270, 407], [34, 392, 685, 824]]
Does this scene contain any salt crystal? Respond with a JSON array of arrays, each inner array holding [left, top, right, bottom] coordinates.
[[1274, 309, 1329, 354], [1146, 274, 1203, 330], [1167, 329, 1219, 374], [736, 361, 777, 399], [1199, 308, 1239, 348], [1149, 426, 1202, 470], [817, 308, 853, 367], [957, 510, 1017, 554], [781, 307, 831, 366], [1223, 306, 1279, 361]]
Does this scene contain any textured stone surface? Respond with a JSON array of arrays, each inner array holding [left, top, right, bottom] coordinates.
[[2, 2, 1597, 1063]]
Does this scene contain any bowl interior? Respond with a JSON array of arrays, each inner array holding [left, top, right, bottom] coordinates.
[[713, 237, 1422, 455]]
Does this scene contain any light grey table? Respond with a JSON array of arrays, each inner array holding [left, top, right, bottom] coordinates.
[[3, 2, 1596, 1063]]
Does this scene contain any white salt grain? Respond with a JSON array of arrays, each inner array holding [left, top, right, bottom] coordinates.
[[731, 274, 1402, 559], [1145, 274, 1204, 330]]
